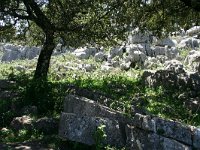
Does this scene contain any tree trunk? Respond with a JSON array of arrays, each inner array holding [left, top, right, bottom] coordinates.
[[34, 31, 55, 80]]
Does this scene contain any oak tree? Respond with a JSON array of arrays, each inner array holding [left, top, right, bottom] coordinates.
[[0, 0, 200, 79]]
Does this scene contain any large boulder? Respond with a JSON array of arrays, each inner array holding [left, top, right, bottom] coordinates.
[[186, 26, 200, 36], [94, 52, 107, 62], [165, 47, 179, 59], [164, 60, 184, 73], [10, 115, 33, 131], [20, 46, 41, 59], [127, 50, 146, 63], [63, 94, 132, 124], [78, 64, 96, 72], [72, 47, 97, 59], [142, 69, 200, 93], [152, 46, 166, 56], [126, 43, 151, 55], [1, 44, 22, 62], [156, 38, 177, 47], [2, 49, 21, 62], [109, 46, 124, 59], [184, 50, 200, 72], [144, 57, 163, 69], [128, 29, 152, 44], [178, 38, 199, 49], [59, 113, 125, 147], [126, 125, 191, 150]]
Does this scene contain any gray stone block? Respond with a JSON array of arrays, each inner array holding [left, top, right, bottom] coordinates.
[[192, 127, 200, 149], [132, 113, 156, 132], [156, 118, 192, 145], [126, 125, 191, 150], [59, 113, 125, 148], [64, 95, 132, 124]]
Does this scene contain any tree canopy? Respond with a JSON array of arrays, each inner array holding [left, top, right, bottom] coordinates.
[[0, 0, 200, 79]]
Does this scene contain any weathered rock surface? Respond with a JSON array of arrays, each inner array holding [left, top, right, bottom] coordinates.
[[10, 115, 33, 131], [186, 26, 200, 36], [64, 94, 132, 124], [142, 69, 200, 92], [59, 95, 200, 150], [72, 47, 97, 59], [125, 126, 191, 150], [156, 38, 177, 47], [178, 38, 199, 49], [59, 113, 125, 147], [94, 52, 107, 62], [185, 50, 200, 72]]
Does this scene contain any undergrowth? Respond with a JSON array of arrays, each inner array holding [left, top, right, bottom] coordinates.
[[0, 54, 200, 149]]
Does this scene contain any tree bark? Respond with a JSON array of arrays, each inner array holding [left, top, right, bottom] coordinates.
[[34, 31, 55, 80]]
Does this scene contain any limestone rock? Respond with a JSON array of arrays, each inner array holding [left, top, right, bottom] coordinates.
[[157, 38, 177, 47], [178, 38, 199, 49], [128, 51, 146, 64], [152, 46, 166, 56], [165, 47, 179, 59], [109, 46, 124, 59], [72, 47, 97, 59], [59, 113, 125, 147], [164, 60, 185, 73], [125, 125, 191, 150], [132, 113, 156, 132], [128, 29, 152, 44], [1, 49, 21, 62], [155, 118, 192, 145], [10, 115, 33, 131], [186, 26, 200, 36], [126, 43, 151, 55], [192, 127, 200, 149], [184, 50, 200, 72], [94, 52, 106, 62], [20, 46, 41, 59], [78, 64, 96, 72], [120, 61, 131, 71], [63, 94, 132, 124]]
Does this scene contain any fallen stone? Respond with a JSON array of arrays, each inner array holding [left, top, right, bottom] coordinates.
[[125, 125, 192, 150], [155, 118, 192, 145], [94, 52, 106, 62], [59, 113, 125, 148], [63, 94, 132, 124], [10, 115, 33, 131], [132, 113, 156, 132], [192, 127, 200, 149], [156, 38, 177, 47]]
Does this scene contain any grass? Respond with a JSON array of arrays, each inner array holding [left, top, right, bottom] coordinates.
[[0, 52, 200, 149]]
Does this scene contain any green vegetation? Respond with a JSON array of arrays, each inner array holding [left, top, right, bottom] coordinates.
[[1, 0, 200, 79], [0, 54, 200, 149]]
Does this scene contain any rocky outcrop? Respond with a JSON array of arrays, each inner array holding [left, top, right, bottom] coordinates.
[[59, 95, 200, 149], [10, 116, 59, 134], [142, 69, 200, 92], [72, 47, 97, 59]]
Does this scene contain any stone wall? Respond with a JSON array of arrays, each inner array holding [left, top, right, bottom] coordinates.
[[59, 95, 200, 150]]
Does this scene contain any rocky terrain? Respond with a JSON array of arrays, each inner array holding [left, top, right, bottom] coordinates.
[[0, 26, 200, 149]]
